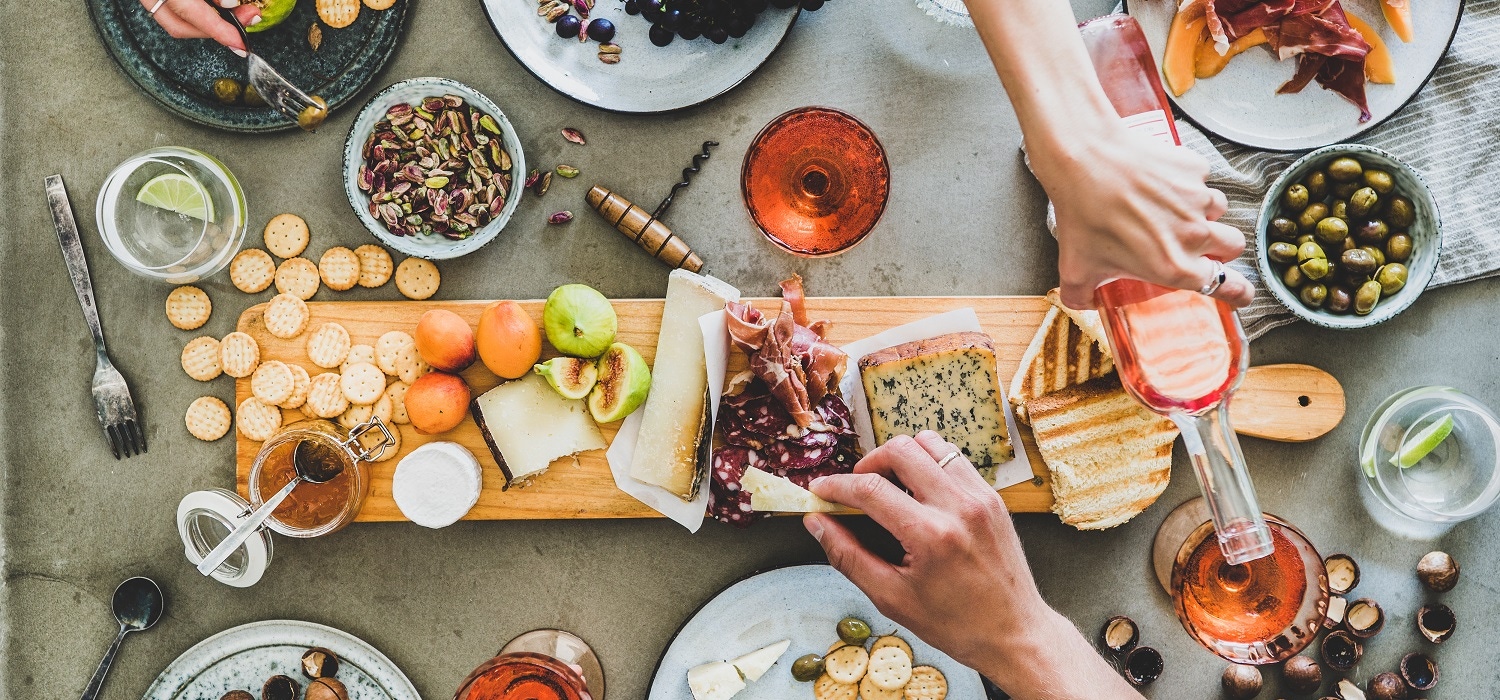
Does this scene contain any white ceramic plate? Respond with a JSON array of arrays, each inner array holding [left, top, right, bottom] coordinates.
[[1128, 0, 1464, 151], [648, 564, 985, 700], [143, 619, 421, 700], [480, 0, 799, 113]]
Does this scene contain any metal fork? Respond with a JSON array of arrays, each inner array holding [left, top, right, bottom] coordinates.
[[207, 1, 325, 130], [45, 175, 147, 459]]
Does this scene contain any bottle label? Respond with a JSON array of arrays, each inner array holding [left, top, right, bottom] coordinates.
[[1121, 109, 1176, 146]]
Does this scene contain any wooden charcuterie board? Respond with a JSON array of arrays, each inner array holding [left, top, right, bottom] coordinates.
[[234, 296, 1058, 521]]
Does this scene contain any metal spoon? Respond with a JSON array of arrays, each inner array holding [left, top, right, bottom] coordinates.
[[80, 577, 164, 700], [196, 440, 344, 576]]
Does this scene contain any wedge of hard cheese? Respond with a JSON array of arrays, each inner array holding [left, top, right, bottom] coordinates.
[[472, 373, 606, 489], [629, 269, 740, 500], [1026, 376, 1177, 530], [1009, 304, 1114, 425], [741, 466, 839, 513], [860, 331, 1014, 480]]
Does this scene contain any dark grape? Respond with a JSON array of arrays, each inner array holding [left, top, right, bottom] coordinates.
[[726, 15, 751, 37], [677, 15, 702, 39], [661, 9, 683, 30], [555, 14, 582, 38], [649, 23, 676, 46], [624, 0, 641, 14], [705, 26, 728, 43], [799, 0, 823, 9], [740, 0, 767, 13], [770, 0, 798, 8], [586, 18, 616, 41], [642, 0, 665, 21]]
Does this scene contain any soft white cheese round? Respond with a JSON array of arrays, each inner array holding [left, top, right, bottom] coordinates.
[[391, 441, 482, 528]]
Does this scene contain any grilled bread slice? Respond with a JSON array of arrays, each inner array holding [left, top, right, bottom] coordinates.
[[1027, 377, 1177, 530], [1009, 304, 1114, 425]]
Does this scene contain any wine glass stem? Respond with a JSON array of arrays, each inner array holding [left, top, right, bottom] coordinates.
[[1170, 403, 1274, 565]]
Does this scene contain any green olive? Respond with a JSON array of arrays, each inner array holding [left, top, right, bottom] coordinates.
[[1330, 200, 1349, 220], [1300, 257, 1330, 280], [1348, 187, 1380, 218], [1282, 263, 1307, 288], [1354, 280, 1383, 315], [1297, 241, 1327, 263], [1300, 283, 1329, 308], [1314, 217, 1349, 246], [1297, 203, 1331, 233], [297, 96, 329, 132], [1331, 181, 1361, 200], [1328, 156, 1364, 182], [1267, 242, 1299, 265], [1386, 196, 1416, 228], [1386, 233, 1414, 263], [1282, 184, 1310, 212], [1341, 236, 1358, 254], [1360, 245, 1386, 267], [791, 654, 825, 682], [243, 83, 266, 106], [1326, 285, 1354, 314], [1269, 217, 1300, 241], [1297, 234, 1317, 246], [1363, 169, 1395, 194], [1355, 219, 1390, 244], [837, 618, 872, 646], [1303, 170, 1329, 201], [212, 77, 243, 105], [1376, 263, 1409, 295], [1340, 248, 1379, 276]]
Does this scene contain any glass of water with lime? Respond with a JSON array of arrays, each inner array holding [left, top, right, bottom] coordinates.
[[1360, 386, 1500, 522], [96, 147, 247, 284]]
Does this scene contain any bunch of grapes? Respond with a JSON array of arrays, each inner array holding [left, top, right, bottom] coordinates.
[[624, 0, 828, 47]]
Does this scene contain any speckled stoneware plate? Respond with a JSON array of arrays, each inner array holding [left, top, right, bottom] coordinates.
[[480, 0, 799, 113], [342, 77, 526, 259], [1126, 0, 1464, 151], [648, 563, 984, 700], [1256, 143, 1441, 329], [87, 0, 409, 133], [142, 619, 421, 700]]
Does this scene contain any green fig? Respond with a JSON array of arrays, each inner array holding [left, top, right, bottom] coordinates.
[[543, 284, 618, 358], [534, 357, 598, 400], [588, 343, 651, 423]]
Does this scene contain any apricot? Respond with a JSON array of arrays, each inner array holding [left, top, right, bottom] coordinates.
[[1347, 12, 1396, 84], [405, 371, 471, 435], [414, 309, 476, 373], [477, 301, 542, 380]]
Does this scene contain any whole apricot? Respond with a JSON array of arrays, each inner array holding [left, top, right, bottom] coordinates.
[[477, 301, 542, 379], [405, 371, 471, 435]]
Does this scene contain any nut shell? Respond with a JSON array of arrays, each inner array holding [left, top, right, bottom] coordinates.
[[1399, 652, 1438, 691], [1416, 551, 1459, 592], [1344, 598, 1385, 639], [1416, 603, 1456, 643], [1282, 655, 1323, 694], [1099, 616, 1139, 654], [262, 675, 299, 700], [1320, 630, 1362, 671], [1366, 671, 1407, 700], [1122, 646, 1163, 687], [1322, 595, 1348, 631], [1335, 677, 1367, 700], [1323, 554, 1360, 595], [1221, 664, 1263, 699], [306, 677, 350, 700], [301, 646, 341, 678], [221, 692, 255, 700]]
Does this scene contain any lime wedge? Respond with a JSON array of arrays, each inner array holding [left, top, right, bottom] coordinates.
[[135, 173, 212, 221], [1390, 413, 1456, 469]]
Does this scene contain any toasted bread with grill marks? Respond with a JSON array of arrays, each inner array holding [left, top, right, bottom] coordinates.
[[1009, 304, 1113, 425]]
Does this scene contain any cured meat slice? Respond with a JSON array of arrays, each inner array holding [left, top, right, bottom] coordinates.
[[764, 440, 837, 472], [709, 446, 765, 528], [780, 274, 810, 329], [814, 394, 858, 435]]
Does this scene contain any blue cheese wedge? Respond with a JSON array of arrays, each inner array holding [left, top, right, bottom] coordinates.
[[731, 639, 791, 682], [859, 331, 1014, 480], [741, 466, 838, 513], [687, 660, 746, 700], [472, 374, 606, 488]]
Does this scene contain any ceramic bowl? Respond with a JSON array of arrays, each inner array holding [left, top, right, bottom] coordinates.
[[343, 77, 524, 260], [1256, 143, 1441, 329]]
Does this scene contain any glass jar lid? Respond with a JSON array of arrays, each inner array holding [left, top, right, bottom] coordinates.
[[177, 488, 273, 588]]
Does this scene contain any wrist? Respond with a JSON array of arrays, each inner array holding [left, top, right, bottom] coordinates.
[[977, 608, 1139, 700]]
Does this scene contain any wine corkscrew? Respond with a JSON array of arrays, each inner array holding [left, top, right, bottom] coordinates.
[[586, 141, 717, 272]]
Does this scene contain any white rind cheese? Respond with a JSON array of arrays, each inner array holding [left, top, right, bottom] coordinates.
[[687, 660, 746, 700], [472, 374, 606, 488], [741, 466, 839, 513], [859, 332, 1014, 480], [391, 442, 483, 528], [630, 269, 740, 499], [731, 639, 790, 682]]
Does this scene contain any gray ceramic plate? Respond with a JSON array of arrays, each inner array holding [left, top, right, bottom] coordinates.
[[1127, 0, 1464, 151], [142, 619, 421, 699], [648, 563, 984, 700], [88, 0, 409, 133], [480, 0, 799, 113]]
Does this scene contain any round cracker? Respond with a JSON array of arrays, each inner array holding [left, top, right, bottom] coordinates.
[[166, 286, 212, 330], [263, 293, 310, 339], [306, 322, 352, 368], [305, 372, 349, 418], [263, 213, 310, 258], [394, 343, 430, 384], [229, 249, 276, 294], [363, 0, 396, 10], [341, 362, 386, 404], [280, 363, 311, 409], [375, 330, 415, 375], [395, 257, 440, 300], [319, 246, 361, 291], [181, 336, 222, 381], [317, 0, 360, 28], [815, 674, 858, 700], [340, 402, 375, 430], [185, 396, 232, 442], [902, 667, 946, 700], [360, 420, 400, 462], [866, 647, 913, 691], [251, 360, 295, 406], [342, 343, 376, 373], [219, 331, 260, 378], [825, 645, 869, 685], [859, 674, 904, 700], [235, 397, 283, 441], [382, 380, 410, 424], [354, 244, 393, 288], [870, 637, 913, 661], [275, 257, 321, 300]]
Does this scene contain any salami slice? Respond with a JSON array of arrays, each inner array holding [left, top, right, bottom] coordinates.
[[709, 446, 764, 527], [814, 394, 857, 435], [764, 440, 835, 471]]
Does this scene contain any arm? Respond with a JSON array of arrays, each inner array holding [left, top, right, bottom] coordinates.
[[806, 433, 1143, 700], [141, 0, 261, 54], [963, 0, 1254, 310]]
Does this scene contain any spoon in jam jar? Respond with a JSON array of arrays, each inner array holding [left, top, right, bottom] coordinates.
[[195, 440, 345, 576]]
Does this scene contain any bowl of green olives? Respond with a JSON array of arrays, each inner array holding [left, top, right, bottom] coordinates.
[[1257, 144, 1441, 329]]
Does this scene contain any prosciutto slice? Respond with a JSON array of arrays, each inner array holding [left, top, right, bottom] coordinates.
[[725, 281, 848, 427]]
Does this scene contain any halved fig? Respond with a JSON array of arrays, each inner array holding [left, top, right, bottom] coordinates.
[[588, 343, 651, 423], [534, 357, 599, 400]]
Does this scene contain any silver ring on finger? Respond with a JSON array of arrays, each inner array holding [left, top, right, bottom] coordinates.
[[1199, 259, 1227, 296], [935, 451, 962, 469], [148, 0, 169, 14]]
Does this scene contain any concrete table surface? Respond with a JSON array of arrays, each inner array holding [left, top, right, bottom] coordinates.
[[4, 0, 1498, 697]]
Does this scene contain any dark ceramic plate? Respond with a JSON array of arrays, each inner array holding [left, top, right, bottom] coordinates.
[[87, 0, 409, 133]]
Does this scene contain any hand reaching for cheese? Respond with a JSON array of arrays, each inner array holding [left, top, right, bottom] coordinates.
[[804, 432, 1144, 700]]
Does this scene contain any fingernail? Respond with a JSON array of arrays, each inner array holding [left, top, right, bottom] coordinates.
[[231, 48, 247, 57], [248, 15, 262, 25], [219, 0, 240, 7], [804, 516, 824, 542]]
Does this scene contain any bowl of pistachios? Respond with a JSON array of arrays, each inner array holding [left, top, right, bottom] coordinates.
[[343, 77, 525, 260], [1256, 143, 1441, 330]]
